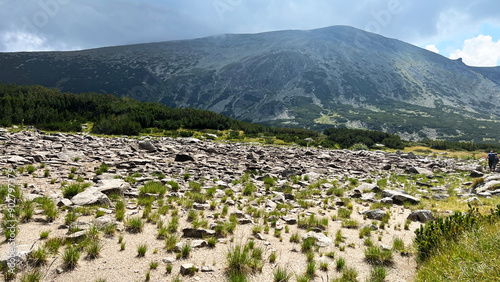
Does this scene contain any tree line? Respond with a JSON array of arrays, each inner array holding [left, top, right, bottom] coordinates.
[[3, 82, 498, 152]]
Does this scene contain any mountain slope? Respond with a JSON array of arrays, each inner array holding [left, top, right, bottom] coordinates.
[[1, 26, 500, 142]]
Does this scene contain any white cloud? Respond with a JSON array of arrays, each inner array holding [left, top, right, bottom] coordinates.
[[1, 31, 49, 52], [450, 35, 500, 67], [425, 44, 439, 53]]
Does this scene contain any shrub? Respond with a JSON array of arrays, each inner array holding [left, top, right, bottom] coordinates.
[[414, 205, 482, 262]]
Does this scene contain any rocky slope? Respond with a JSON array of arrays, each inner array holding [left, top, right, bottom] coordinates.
[[1, 26, 500, 142], [0, 128, 498, 281]]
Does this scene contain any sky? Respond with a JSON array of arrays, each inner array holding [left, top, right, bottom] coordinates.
[[1, 0, 500, 67]]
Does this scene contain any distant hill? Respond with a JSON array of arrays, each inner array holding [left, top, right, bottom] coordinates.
[[1, 26, 500, 143]]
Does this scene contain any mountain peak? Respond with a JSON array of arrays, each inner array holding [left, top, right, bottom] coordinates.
[[0, 26, 500, 142]]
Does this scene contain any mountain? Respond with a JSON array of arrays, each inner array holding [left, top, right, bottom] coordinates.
[[1, 25, 500, 143]]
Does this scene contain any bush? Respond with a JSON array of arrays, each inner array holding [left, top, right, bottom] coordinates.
[[414, 204, 483, 262]]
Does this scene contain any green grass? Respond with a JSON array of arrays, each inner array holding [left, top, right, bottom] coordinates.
[[62, 245, 80, 269], [95, 163, 109, 175], [226, 243, 262, 279], [140, 181, 167, 197], [180, 242, 191, 259], [29, 247, 47, 266], [149, 261, 159, 269], [115, 200, 125, 221], [368, 266, 387, 282], [273, 266, 292, 282], [44, 237, 64, 254], [301, 237, 315, 253], [62, 182, 90, 198], [39, 230, 50, 239], [365, 245, 393, 265], [137, 243, 148, 257], [337, 207, 352, 218], [65, 210, 79, 225], [165, 234, 179, 252], [20, 269, 43, 282], [85, 241, 103, 259], [415, 220, 500, 281], [36, 196, 59, 222], [125, 217, 144, 233]]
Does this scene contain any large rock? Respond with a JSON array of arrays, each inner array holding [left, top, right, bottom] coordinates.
[[357, 183, 381, 193], [282, 216, 297, 225], [7, 156, 30, 164], [475, 180, 500, 193], [407, 210, 434, 223], [175, 153, 195, 162], [138, 141, 156, 152], [0, 244, 34, 270], [71, 187, 112, 207], [406, 167, 433, 176], [96, 179, 131, 195], [302, 231, 332, 247], [92, 215, 116, 228], [363, 209, 387, 220], [182, 228, 215, 238], [382, 189, 420, 205], [180, 263, 198, 275]]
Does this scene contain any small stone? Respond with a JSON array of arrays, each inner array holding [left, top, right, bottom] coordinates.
[[162, 257, 176, 264]]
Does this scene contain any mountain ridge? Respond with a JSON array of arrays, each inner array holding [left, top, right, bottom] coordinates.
[[1, 25, 500, 142]]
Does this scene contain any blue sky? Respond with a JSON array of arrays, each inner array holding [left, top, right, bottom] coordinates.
[[1, 0, 499, 66]]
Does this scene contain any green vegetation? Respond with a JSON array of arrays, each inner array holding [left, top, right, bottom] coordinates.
[[415, 205, 500, 281]]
